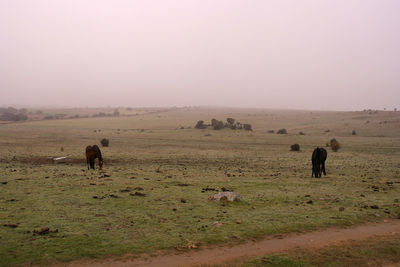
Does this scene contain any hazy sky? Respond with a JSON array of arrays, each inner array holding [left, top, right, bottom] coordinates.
[[1, 0, 399, 110]]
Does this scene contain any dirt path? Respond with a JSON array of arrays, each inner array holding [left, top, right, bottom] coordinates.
[[63, 220, 400, 267]]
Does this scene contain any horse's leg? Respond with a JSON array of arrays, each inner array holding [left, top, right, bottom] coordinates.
[[312, 163, 315, 177], [322, 161, 326, 176], [87, 157, 90, 170], [90, 159, 95, 169], [319, 164, 323, 178]]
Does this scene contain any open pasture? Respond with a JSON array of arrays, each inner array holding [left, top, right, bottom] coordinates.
[[0, 107, 399, 265]]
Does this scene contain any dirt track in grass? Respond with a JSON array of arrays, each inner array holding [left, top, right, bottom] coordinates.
[[61, 219, 400, 267]]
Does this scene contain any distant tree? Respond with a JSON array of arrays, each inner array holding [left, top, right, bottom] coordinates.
[[212, 120, 224, 130], [351, 130, 357, 135], [0, 112, 28, 121], [195, 120, 206, 129], [113, 109, 120, 117], [226, 118, 235, 125]]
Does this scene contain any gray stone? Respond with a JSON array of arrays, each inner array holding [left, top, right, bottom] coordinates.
[[211, 192, 242, 201]]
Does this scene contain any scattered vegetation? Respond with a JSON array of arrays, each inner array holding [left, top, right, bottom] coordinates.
[[352, 130, 357, 135]]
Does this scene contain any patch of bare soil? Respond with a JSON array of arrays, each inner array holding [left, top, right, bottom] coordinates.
[[58, 220, 400, 267]]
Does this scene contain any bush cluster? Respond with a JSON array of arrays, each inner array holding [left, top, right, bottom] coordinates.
[[195, 118, 252, 131]]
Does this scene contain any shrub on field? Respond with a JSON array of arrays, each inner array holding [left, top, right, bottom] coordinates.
[[195, 120, 206, 129], [299, 131, 305, 135], [225, 118, 236, 129], [211, 119, 224, 130], [100, 138, 109, 147], [243, 124, 252, 131], [267, 130, 274, 133], [277, 128, 287, 134], [330, 138, 340, 152], [352, 130, 357, 135], [290, 144, 300, 151]]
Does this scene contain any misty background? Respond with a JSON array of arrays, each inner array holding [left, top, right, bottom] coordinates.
[[0, 0, 399, 111]]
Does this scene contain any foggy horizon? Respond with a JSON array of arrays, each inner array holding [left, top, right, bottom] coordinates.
[[1, 1, 399, 111]]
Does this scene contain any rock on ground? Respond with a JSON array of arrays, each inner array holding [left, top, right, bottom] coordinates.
[[211, 192, 242, 201]]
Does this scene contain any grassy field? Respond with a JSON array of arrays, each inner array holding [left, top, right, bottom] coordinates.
[[244, 234, 400, 267], [0, 107, 399, 266]]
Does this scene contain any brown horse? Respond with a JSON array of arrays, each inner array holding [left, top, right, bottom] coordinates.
[[86, 145, 103, 170]]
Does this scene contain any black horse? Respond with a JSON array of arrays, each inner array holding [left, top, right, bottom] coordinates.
[[312, 147, 327, 178], [86, 145, 103, 170]]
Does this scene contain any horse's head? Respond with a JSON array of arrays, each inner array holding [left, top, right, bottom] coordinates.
[[99, 160, 103, 170]]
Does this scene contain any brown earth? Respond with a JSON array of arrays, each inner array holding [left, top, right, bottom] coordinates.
[[58, 219, 400, 267]]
